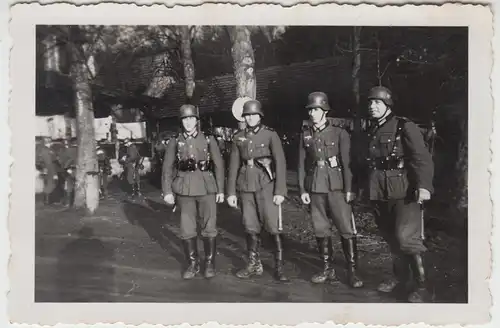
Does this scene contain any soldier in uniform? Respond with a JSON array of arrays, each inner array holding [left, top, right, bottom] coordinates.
[[362, 86, 434, 303], [162, 104, 225, 280], [37, 137, 58, 205], [97, 146, 112, 199], [297, 92, 363, 288], [227, 100, 289, 282], [121, 138, 142, 198], [59, 139, 77, 207]]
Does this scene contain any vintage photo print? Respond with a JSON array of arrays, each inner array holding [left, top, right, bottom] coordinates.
[[8, 2, 493, 326]]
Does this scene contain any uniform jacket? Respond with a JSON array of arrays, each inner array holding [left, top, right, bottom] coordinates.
[[125, 144, 141, 166], [364, 114, 434, 200], [97, 152, 111, 174], [38, 145, 58, 174], [59, 146, 77, 169], [297, 120, 353, 194], [162, 130, 224, 197], [227, 124, 287, 196]]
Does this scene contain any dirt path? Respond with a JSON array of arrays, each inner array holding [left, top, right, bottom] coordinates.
[[35, 182, 466, 303]]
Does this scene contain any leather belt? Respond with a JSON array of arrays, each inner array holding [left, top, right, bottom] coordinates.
[[177, 159, 213, 172], [368, 156, 405, 171], [316, 156, 341, 169]]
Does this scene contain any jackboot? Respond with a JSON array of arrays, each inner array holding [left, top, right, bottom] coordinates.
[[44, 193, 51, 205], [273, 234, 290, 282], [407, 254, 430, 303], [377, 255, 411, 293], [311, 237, 336, 284], [236, 233, 264, 279], [203, 237, 217, 279], [341, 237, 364, 288], [182, 237, 200, 280]]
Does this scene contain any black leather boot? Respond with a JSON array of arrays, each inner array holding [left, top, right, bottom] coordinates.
[[236, 233, 263, 279], [341, 237, 364, 288], [311, 237, 336, 284], [44, 193, 51, 205], [203, 237, 216, 279], [407, 254, 430, 303], [182, 237, 200, 280], [377, 255, 411, 293], [273, 234, 290, 282]]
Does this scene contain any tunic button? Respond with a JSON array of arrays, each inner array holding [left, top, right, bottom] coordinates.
[[249, 141, 252, 143], [189, 145, 193, 148], [318, 149, 322, 152], [250, 149, 253, 152], [261, 144, 264, 147]]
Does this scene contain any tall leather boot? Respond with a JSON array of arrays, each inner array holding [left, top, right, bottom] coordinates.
[[341, 237, 364, 288], [236, 233, 264, 279], [182, 237, 200, 280], [407, 254, 430, 303], [311, 237, 336, 284], [377, 254, 411, 292], [273, 234, 290, 282], [203, 237, 216, 279]]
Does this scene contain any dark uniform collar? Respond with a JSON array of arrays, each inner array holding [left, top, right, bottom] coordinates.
[[312, 119, 329, 133], [183, 129, 199, 139], [246, 124, 261, 134], [370, 113, 395, 132]]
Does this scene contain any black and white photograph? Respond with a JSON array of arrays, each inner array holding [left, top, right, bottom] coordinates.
[[8, 3, 493, 326]]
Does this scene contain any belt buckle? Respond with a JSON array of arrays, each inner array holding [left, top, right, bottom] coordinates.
[[317, 160, 325, 168], [246, 159, 254, 166]]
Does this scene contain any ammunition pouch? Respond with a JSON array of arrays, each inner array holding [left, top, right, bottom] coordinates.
[[368, 156, 405, 171], [177, 159, 214, 172]]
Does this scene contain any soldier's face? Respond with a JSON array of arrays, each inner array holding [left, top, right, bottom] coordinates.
[[182, 116, 198, 133], [368, 99, 389, 119], [308, 107, 326, 124], [244, 114, 261, 127]]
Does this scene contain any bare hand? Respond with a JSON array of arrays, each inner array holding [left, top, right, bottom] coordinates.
[[216, 193, 225, 204], [345, 192, 356, 203], [163, 193, 175, 205], [300, 193, 311, 205], [273, 195, 285, 206], [227, 195, 238, 208], [416, 188, 431, 204]]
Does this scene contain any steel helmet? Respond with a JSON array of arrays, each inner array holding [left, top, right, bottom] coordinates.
[[242, 100, 264, 117], [305, 92, 331, 111], [179, 104, 199, 119], [368, 86, 394, 107]]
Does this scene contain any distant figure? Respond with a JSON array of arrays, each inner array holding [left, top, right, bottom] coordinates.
[[59, 139, 77, 207], [362, 86, 434, 303], [96, 146, 112, 199], [120, 138, 142, 198], [37, 137, 58, 205], [227, 100, 289, 282], [162, 104, 225, 280]]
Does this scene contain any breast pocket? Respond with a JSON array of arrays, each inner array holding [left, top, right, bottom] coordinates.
[[324, 140, 338, 158], [378, 134, 395, 156], [254, 142, 270, 157]]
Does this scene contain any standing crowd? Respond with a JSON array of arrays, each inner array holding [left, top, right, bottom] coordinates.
[[160, 86, 434, 303], [36, 85, 434, 303]]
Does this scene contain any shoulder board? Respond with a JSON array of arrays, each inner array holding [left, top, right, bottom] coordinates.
[[396, 116, 410, 123], [262, 125, 275, 132], [233, 130, 244, 138]]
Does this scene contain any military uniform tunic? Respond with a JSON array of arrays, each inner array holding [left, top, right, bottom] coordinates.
[[125, 144, 141, 185], [38, 145, 58, 196], [59, 146, 77, 193], [162, 130, 224, 240], [227, 124, 287, 235], [297, 120, 356, 238], [363, 114, 434, 255]]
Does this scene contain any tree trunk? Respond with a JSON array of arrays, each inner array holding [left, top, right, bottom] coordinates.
[[71, 49, 99, 213], [180, 26, 196, 103], [228, 26, 256, 100], [228, 26, 256, 130], [352, 26, 362, 113]]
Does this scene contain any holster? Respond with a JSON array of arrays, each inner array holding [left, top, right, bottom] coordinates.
[[254, 156, 275, 181]]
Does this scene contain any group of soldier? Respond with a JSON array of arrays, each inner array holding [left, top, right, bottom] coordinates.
[[160, 85, 434, 303], [37, 136, 145, 205]]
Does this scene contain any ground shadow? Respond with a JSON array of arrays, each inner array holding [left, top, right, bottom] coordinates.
[[54, 226, 115, 302]]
